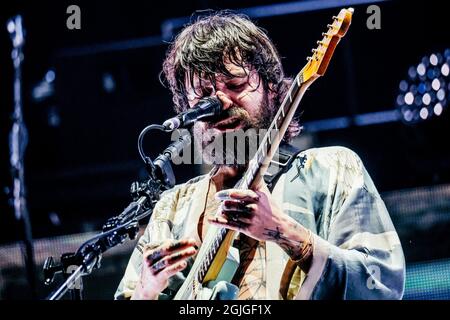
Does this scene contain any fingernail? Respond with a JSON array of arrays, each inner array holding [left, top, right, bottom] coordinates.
[[215, 190, 228, 198]]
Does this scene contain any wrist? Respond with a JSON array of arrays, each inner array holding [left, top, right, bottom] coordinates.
[[273, 215, 314, 272], [131, 282, 158, 300], [289, 229, 314, 273]]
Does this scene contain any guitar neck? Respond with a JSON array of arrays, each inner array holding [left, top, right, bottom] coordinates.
[[238, 72, 316, 190]]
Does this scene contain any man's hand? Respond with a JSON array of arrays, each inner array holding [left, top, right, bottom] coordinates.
[[208, 182, 312, 270], [132, 238, 197, 300], [207, 183, 284, 241]]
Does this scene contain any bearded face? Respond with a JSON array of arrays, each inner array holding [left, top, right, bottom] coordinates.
[[186, 64, 277, 168]]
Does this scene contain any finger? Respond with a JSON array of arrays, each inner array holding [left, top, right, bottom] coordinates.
[[221, 200, 254, 214], [150, 246, 197, 275], [145, 238, 197, 264], [165, 238, 197, 253], [207, 216, 249, 232], [165, 247, 197, 266], [215, 189, 259, 202], [159, 260, 189, 279], [222, 211, 253, 224], [246, 203, 258, 213]]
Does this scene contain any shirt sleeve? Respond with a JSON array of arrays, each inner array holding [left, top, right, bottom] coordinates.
[[293, 147, 405, 300]]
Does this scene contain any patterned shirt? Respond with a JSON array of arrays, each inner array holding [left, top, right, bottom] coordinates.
[[115, 146, 405, 300]]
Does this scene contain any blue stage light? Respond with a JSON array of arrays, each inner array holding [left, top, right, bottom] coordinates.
[[396, 49, 450, 123]]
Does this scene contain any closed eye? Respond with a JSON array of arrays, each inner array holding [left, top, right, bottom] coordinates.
[[226, 82, 246, 91]]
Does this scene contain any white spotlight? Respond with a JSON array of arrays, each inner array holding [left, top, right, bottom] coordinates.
[[434, 103, 443, 116]]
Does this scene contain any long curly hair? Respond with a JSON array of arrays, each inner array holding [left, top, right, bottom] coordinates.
[[161, 11, 300, 141]]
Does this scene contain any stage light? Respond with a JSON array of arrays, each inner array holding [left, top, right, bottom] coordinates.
[[420, 107, 428, 120], [437, 89, 446, 101], [430, 54, 438, 66], [31, 69, 55, 102], [405, 92, 414, 105], [434, 103, 443, 116], [432, 78, 440, 91], [45, 70, 55, 83], [441, 63, 449, 76], [396, 49, 450, 123], [102, 72, 116, 93], [417, 63, 426, 77], [422, 93, 431, 105], [400, 80, 409, 92], [408, 66, 417, 79]]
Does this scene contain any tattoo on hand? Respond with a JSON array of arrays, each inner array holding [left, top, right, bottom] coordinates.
[[147, 250, 162, 263], [151, 259, 166, 273]]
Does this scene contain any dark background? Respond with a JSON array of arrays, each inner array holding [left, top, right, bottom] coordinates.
[[1, 0, 449, 299]]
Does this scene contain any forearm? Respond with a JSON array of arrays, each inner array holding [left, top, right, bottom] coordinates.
[[268, 213, 314, 272]]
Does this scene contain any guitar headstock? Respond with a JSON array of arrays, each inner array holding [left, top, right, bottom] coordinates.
[[301, 7, 353, 83]]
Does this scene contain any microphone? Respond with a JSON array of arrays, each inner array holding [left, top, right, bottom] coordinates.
[[153, 130, 192, 188], [163, 97, 222, 130]]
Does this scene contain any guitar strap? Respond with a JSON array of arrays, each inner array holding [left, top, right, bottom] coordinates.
[[264, 142, 303, 193]]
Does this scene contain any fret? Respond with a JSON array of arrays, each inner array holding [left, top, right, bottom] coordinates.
[[291, 77, 299, 96], [199, 266, 205, 279], [214, 236, 220, 249], [276, 114, 283, 129]]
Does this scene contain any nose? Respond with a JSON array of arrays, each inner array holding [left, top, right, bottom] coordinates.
[[215, 91, 233, 111]]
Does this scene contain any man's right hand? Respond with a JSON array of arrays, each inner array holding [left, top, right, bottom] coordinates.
[[131, 238, 197, 300]]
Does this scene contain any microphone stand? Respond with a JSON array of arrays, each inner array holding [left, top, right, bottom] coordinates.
[[6, 15, 37, 299], [43, 128, 191, 300], [44, 197, 148, 300]]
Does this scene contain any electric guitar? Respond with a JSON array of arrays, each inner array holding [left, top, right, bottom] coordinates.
[[174, 7, 354, 300]]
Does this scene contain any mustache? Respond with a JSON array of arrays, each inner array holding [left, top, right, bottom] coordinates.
[[205, 106, 251, 129]]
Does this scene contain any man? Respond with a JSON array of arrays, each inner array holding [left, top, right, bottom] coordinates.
[[115, 11, 405, 300]]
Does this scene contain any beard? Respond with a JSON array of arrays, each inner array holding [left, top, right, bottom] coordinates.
[[192, 92, 276, 170]]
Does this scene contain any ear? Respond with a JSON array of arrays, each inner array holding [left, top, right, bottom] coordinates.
[[267, 82, 277, 100]]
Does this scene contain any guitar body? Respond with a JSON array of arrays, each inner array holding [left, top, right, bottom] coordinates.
[[174, 7, 354, 300], [193, 247, 240, 300], [177, 245, 240, 300]]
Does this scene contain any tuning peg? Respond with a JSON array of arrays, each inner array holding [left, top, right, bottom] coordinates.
[[322, 32, 329, 37], [332, 15, 337, 20], [306, 56, 312, 61]]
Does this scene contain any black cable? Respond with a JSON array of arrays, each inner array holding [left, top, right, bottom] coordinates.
[[137, 124, 170, 168]]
